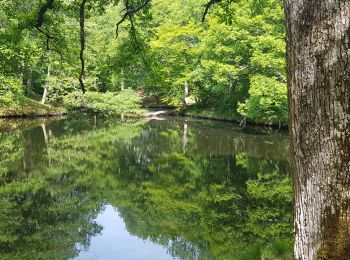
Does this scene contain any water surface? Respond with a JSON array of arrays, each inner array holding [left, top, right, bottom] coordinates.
[[0, 116, 292, 259]]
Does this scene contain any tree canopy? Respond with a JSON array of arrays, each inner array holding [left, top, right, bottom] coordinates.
[[0, 0, 287, 125]]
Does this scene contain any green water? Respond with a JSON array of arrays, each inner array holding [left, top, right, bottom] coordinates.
[[0, 116, 292, 260]]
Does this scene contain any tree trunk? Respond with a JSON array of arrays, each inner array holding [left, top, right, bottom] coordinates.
[[41, 86, 48, 104], [26, 67, 33, 95], [284, 1, 350, 259], [183, 81, 189, 107], [79, 0, 87, 93], [19, 62, 25, 85], [184, 81, 189, 97], [41, 51, 51, 104], [121, 69, 125, 91]]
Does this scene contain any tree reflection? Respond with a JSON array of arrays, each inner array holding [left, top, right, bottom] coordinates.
[[0, 116, 293, 259]]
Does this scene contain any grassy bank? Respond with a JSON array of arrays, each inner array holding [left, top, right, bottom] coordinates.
[[0, 117, 64, 131], [181, 108, 240, 121], [0, 97, 67, 118]]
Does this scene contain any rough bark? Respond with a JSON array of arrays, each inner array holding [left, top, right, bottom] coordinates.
[[79, 0, 87, 93], [284, 1, 350, 259]]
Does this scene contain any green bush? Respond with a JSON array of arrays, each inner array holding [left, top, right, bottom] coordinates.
[[46, 76, 80, 104], [0, 75, 24, 107], [63, 89, 145, 117], [238, 75, 287, 124]]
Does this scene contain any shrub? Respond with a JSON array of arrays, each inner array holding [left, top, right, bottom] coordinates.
[[46, 76, 80, 104], [0, 75, 24, 107], [63, 89, 145, 117], [238, 75, 287, 124]]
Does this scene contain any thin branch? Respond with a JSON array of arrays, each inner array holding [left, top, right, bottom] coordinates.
[[35, 27, 53, 48], [35, 27, 64, 59], [35, 0, 61, 54], [35, 0, 55, 48], [202, 0, 222, 22], [116, 0, 151, 38]]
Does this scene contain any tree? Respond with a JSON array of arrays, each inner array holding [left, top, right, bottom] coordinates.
[[284, 0, 350, 259], [1, 0, 349, 258], [79, 0, 87, 93]]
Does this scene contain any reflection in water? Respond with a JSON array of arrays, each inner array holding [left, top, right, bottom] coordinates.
[[183, 123, 188, 154], [73, 205, 174, 260], [0, 116, 292, 259]]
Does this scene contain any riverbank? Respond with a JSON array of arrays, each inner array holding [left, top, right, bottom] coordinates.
[[0, 97, 67, 118], [180, 107, 288, 129], [0, 100, 287, 129], [0, 117, 64, 131]]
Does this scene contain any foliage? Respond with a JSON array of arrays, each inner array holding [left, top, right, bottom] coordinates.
[[238, 75, 288, 124], [149, 20, 203, 107], [0, 0, 288, 124], [0, 97, 66, 117], [145, 0, 286, 124], [45, 76, 80, 104], [64, 89, 145, 117], [0, 76, 24, 107]]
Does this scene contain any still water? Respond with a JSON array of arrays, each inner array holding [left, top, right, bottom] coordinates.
[[0, 116, 292, 259]]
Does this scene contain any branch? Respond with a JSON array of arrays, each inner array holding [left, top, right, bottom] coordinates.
[[35, 0, 57, 52], [36, 0, 55, 27], [202, 0, 222, 22], [116, 0, 151, 38], [35, 26, 63, 57], [35, 27, 53, 45]]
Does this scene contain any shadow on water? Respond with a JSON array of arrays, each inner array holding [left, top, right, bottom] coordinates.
[[0, 115, 293, 259]]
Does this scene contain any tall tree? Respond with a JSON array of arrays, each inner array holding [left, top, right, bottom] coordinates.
[[284, 0, 350, 259], [79, 0, 87, 93]]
